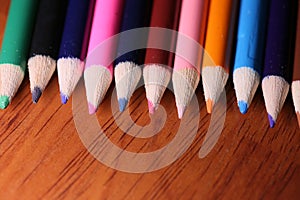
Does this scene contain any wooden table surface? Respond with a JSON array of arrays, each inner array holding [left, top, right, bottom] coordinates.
[[0, 1, 300, 199]]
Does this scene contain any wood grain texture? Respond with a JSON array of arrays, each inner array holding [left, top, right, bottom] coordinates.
[[0, 1, 300, 199]]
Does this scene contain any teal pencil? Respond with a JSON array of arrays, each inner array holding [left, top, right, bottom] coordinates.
[[0, 0, 39, 109]]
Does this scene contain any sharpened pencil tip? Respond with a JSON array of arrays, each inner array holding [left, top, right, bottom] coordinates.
[[60, 93, 69, 104], [147, 100, 156, 114], [296, 112, 300, 128], [268, 114, 276, 128], [177, 106, 186, 119], [0, 96, 9, 109], [88, 102, 97, 114], [238, 101, 248, 114], [118, 98, 128, 112], [32, 87, 42, 104], [206, 99, 213, 114]]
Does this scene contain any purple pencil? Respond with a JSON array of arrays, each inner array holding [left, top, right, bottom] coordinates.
[[262, 0, 296, 128]]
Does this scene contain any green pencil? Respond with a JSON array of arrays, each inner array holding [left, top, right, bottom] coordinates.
[[0, 0, 39, 109]]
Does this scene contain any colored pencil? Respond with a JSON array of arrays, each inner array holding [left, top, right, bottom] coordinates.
[[0, 0, 38, 109], [172, 0, 209, 119], [291, 1, 300, 127], [84, 0, 125, 114], [28, 0, 68, 103], [57, 0, 91, 104], [262, 0, 295, 128], [143, 0, 181, 114], [233, 0, 270, 114], [114, 0, 153, 112], [202, 0, 238, 113]]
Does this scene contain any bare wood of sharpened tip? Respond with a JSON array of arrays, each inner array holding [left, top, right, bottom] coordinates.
[[28, 0, 68, 103], [292, 1, 300, 127], [0, 2, 10, 46], [143, 0, 181, 114]]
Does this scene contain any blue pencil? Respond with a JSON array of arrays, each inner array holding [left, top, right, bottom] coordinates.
[[57, 0, 92, 104], [114, 0, 153, 112], [233, 0, 270, 114]]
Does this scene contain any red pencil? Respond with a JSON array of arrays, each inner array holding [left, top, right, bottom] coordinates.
[[143, 0, 181, 114]]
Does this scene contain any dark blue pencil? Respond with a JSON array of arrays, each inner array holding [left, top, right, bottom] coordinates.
[[114, 0, 153, 112], [57, 0, 92, 104], [262, 0, 296, 127], [28, 0, 68, 103]]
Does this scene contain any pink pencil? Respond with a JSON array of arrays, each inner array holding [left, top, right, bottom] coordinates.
[[84, 0, 124, 114], [172, 0, 209, 118]]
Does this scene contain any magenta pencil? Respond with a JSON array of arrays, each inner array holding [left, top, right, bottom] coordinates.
[[84, 0, 124, 114]]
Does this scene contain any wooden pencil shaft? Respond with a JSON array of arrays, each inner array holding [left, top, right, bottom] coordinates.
[[0, 0, 39, 70], [80, 0, 96, 61], [263, 0, 296, 81], [30, 0, 68, 59], [173, 0, 209, 72], [144, 0, 181, 66], [204, 0, 238, 70], [115, 0, 153, 65], [234, 0, 270, 73], [293, 1, 300, 81], [85, 0, 124, 69], [58, 0, 91, 59]]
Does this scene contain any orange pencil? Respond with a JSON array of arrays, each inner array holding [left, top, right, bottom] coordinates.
[[202, 0, 238, 113]]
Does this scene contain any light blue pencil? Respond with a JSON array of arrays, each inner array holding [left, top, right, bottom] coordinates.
[[233, 0, 270, 114]]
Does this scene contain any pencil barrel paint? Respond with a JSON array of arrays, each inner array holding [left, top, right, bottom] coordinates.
[[115, 0, 153, 65], [144, 0, 181, 66], [263, 0, 295, 80], [173, 0, 209, 72], [86, 0, 124, 69], [234, 0, 270, 74], [30, 0, 68, 59], [203, 0, 237, 70], [0, 0, 39, 71], [58, 0, 91, 59], [293, 1, 300, 81]]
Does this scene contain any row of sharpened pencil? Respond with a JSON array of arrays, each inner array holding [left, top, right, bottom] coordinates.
[[0, 0, 299, 128]]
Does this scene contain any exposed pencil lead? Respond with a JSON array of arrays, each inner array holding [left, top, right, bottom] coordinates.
[[297, 112, 300, 128], [238, 100, 248, 114], [147, 100, 157, 114], [88, 102, 97, 115], [177, 106, 186, 119], [206, 99, 213, 114], [32, 87, 42, 104], [268, 114, 275, 128], [0, 96, 9, 110], [118, 98, 128, 112], [60, 93, 69, 104]]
